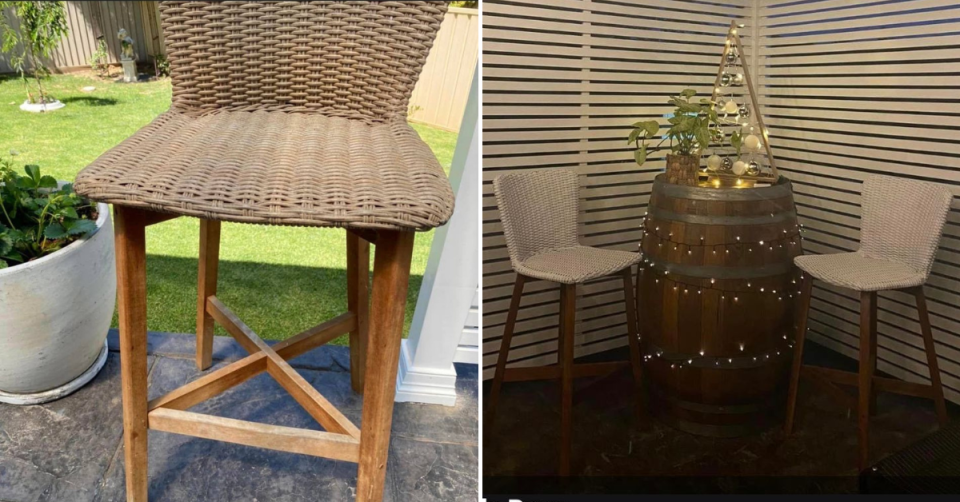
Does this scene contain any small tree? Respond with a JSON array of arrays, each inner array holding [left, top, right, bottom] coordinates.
[[0, 1, 69, 104]]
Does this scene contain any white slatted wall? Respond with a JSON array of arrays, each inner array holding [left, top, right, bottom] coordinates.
[[482, 0, 750, 379], [758, 0, 960, 403]]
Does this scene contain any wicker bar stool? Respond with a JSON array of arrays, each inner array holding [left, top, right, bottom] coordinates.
[[785, 175, 951, 470], [487, 168, 644, 476], [73, 2, 453, 501]]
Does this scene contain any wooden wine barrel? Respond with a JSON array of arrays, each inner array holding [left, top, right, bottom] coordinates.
[[637, 174, 803, 437]]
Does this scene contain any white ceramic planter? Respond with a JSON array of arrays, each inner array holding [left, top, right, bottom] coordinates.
[[20, 100, 65, 113], [0, 201, 115, 404]]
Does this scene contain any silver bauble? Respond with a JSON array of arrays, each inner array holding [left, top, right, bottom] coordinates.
[[725, 50, 738, 64], [738, 105, 750, 118], [720, 73, 733, 87], [746, 161, 760, 176], [733, 73, 744, 85], [721, 157, 733, 171]]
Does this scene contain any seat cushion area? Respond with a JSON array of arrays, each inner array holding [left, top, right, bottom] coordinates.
[[517, 246, 641, 284], [73, 110, 454, 231], [794, 252, 925, 292]]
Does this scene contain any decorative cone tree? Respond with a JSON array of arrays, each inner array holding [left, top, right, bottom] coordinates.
[[705, 21, 780, 183]]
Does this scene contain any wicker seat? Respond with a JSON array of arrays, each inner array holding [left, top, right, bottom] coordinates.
[[794, 253, 925, 291], [488, 168, 644, 476], [518, 246, 641, 284], [76, 3, 452, 502], [786, 174, 952, 472], [75, 110, 452, 230]]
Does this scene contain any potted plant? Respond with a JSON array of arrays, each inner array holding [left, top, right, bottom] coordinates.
[[629, 89, 721, 186], [0, 1, 69, 112], [0, 156, 115, 405]]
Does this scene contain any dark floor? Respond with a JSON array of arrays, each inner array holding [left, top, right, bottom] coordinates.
[[483, 342, 950, 495], [0, 331, 477, 502]]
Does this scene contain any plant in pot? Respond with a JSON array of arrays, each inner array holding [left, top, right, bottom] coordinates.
[[0, 1, 69, 112], [0, 156, 116, 405], [628, 89, 720, 186]]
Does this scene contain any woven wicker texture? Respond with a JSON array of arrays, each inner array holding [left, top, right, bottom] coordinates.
[[75, 1, 453, 231], [795, 175, 952, 291], [493, 169, 640, 284]]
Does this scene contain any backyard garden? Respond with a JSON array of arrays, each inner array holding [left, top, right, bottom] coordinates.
[[0, 71, 458, 342]]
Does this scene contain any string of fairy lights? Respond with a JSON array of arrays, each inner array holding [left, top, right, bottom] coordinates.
[[634, 212, 807, 369]]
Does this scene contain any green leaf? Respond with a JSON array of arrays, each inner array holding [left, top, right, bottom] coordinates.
[[24, 164, 40, 182], [66, 218, 96, 236], [675, 101, 701, 114], [627, 127, 641, 145], [16, 175, 36, 189], [59, 207, 78, 219], [680, 88, 697, 98], [634, 142, 647, 166], [38, 175, 57, 189], [0, 233, 11, 255], [696, 124, 710, 151], [43, 222, 67, 240], [2, 249, 23, 263], [59, 182, 73, 194], [643, 121, 660, 138]]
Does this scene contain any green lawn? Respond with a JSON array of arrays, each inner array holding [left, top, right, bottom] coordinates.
[[0, 73, 457, 342]]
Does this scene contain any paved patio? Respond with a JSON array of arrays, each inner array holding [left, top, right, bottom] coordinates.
[[0, 331, 477, 502]]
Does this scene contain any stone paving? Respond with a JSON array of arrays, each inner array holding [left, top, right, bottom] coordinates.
[[0, 331, 478, 502]]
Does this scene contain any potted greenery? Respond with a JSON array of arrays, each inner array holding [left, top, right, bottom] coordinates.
[[0, 1, 69, 112], [0, 156, 115, 405], [629, 89, 723, 186]]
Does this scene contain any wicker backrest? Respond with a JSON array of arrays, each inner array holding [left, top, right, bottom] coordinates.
[[158, 1, 447, 121], [860, 175, 953, 277], [494, 169, 580, 267]]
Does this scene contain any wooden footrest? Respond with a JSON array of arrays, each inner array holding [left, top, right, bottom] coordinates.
[[803, 365, 937, 400], [149, 408, 360, 462], [147, 296, 362, 460], [502, 361, 627, 383]]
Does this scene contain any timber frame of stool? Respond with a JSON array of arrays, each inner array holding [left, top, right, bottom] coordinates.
[[486, 271, 644, 476], [785, 276, 949, 470], [114, 207, 414, 502]]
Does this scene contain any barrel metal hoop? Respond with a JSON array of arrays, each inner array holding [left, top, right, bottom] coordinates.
[[648, 206, 795, 226], [644, 256, 794, 279], [653, 175, 794, 201]]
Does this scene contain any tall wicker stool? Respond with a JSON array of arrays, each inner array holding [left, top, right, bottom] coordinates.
[[785, 175, 951, 471], [73, 3, 453, 501], [487, 168, 644, 476]]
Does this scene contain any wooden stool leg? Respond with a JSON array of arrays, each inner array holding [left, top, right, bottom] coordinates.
[[621, 269, 644, 410], [559, 283, 576, 477], [347, 232, 370, 394], [914, 287, 949, 425], [785, 274, 813, 435], [356, 230, 415, 502], [487, 275, 525, 423], [858, 291, 877, 471], [114, 207, 150, 502], [196, 219, 221, 371]]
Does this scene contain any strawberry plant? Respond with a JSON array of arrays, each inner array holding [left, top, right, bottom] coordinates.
[[0, 156, 98, 269]]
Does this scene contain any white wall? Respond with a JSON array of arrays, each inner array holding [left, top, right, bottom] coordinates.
[[757, 0, 960, 403]]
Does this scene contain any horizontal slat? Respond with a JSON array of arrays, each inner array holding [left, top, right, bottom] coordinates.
[[756, 2, 960, 404], [148, 408, 360, 463]]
